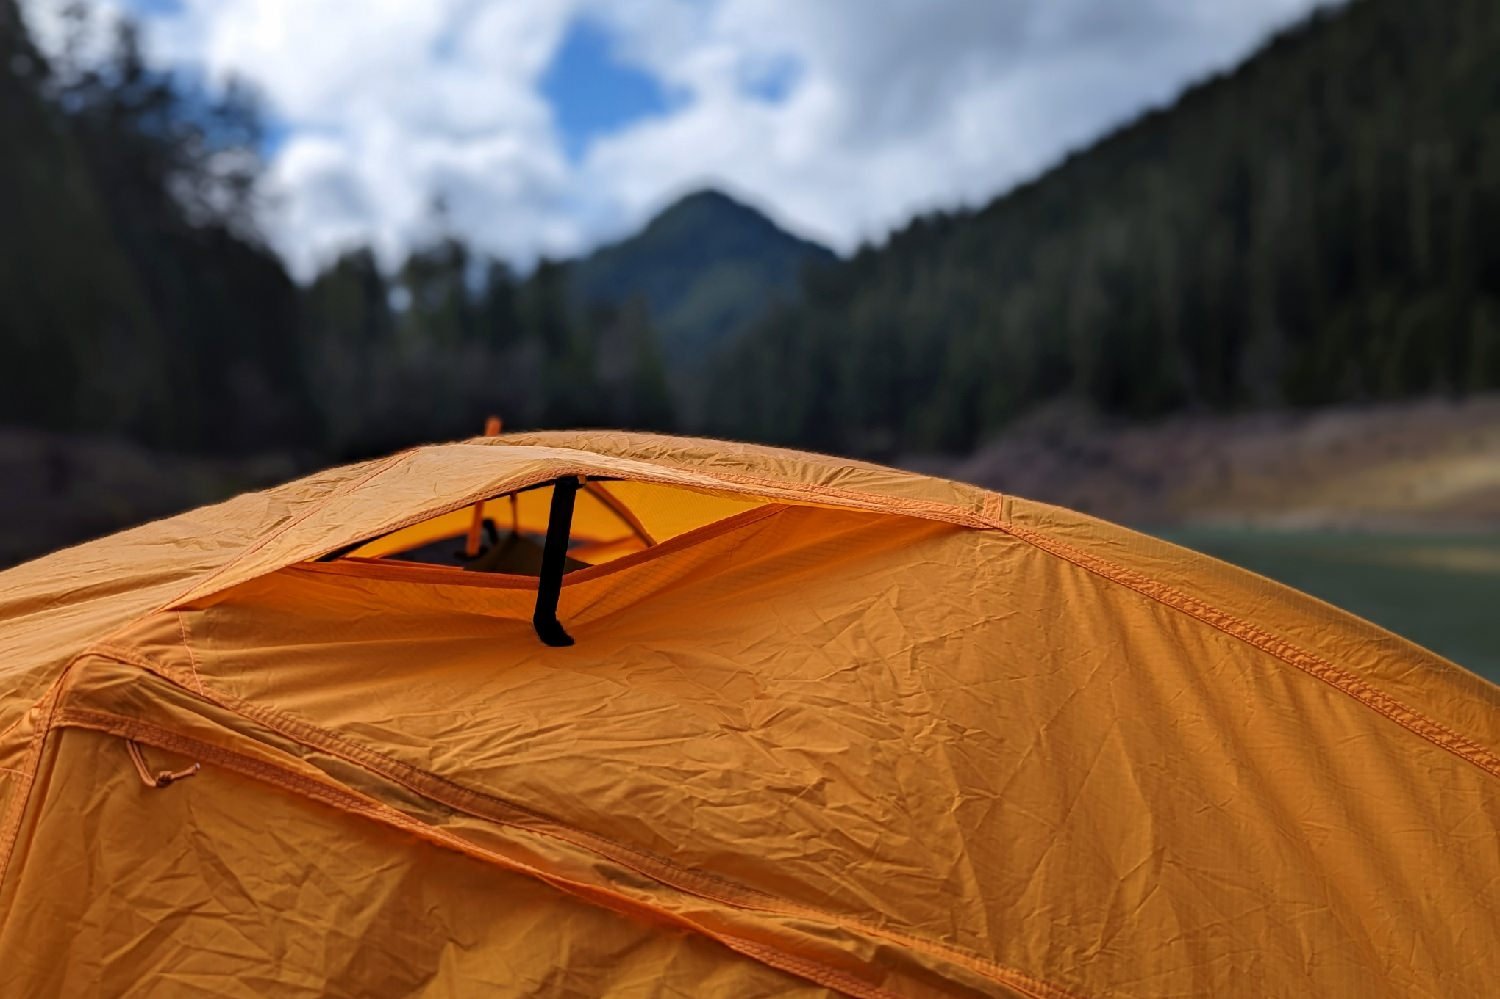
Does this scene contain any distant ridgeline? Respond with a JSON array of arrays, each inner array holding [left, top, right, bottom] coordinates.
[[703, 0, 1500, 455], [0, 0, 832, 457], [569, 189, 835, 370], [2, 0, 1498, 461], [299, 186, 831, 455]]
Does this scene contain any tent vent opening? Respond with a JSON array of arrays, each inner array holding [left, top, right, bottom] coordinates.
[[326, 477, 766, 575], [315, 476, 775, 644]]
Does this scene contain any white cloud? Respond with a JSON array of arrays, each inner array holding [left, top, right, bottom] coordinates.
[[580, 0, 1338, 248], [143, 0, 583, 276], [21, 0, 1335, 278]]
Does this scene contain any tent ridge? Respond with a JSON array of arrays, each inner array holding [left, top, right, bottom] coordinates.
[[165, 453, 1006, 610], [676, 466, 1005, 529], [488, 434, 1006, 527], [157, 448, 416, 614], [999, 520, 1500, 780]]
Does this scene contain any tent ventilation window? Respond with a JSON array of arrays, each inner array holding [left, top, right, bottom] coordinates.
[[317, 474, 769, 646]]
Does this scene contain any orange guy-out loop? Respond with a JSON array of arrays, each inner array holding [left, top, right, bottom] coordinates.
[[125, 739, 201, 789]]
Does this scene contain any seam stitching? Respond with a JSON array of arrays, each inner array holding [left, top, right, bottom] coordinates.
[[998, 520, 1500, 780], [159, 450, 413, 610], [0, 657, 81, 893], [50, 709, 1057, 999], [175, 613, 206, 696], [75, 643, 1090, 999], [488, 438, 1007, 523]]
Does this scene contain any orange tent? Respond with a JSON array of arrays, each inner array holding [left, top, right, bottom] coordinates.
[[0, 431, 1496, 997]]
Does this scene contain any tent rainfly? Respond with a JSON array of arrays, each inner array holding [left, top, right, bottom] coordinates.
[[0, 431, 1496, 997]]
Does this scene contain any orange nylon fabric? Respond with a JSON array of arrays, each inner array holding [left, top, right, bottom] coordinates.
[[0, 431, 1497, 997]]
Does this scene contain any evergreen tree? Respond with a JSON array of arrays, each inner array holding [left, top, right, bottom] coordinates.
[[704, 0, 1500, 456]]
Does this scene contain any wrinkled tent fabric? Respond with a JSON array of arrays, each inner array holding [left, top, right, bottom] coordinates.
[[0, 430, 1496, 998]]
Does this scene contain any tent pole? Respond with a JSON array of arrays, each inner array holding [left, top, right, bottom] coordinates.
[[463, 416, 504, 557]]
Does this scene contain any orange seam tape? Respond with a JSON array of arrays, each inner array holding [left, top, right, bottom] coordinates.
[[998, 520, 1500, 781], [0, 661, 77, 899], [158, 449, 415, 611], [74, 643, 1089, 999], [49, 708, 997, 999]]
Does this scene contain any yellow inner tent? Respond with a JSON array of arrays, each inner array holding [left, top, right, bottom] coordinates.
[[345, 478, 765, 565]]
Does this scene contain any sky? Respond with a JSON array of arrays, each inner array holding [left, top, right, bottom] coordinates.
[[24, 0, 1334, 279]]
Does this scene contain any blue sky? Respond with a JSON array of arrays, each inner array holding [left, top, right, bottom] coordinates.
[[541, 19, 680, 164], [123, 0, 182, 13], [29, 0, 1334, 277]]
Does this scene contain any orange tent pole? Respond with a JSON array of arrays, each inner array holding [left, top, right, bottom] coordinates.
[[463, 416, 503, 557]]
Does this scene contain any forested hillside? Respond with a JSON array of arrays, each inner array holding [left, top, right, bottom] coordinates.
[[0, 0, 311, 451], [0, 1, 680, 458], [703, 0, 1500, 455], [5, 0, 1499, 465], [302, 245, 674, 457]]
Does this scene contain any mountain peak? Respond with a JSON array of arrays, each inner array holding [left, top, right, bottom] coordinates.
[[659, 187, 747, 213], [570, 187, 835, 366], [638, 187, 812, 243]]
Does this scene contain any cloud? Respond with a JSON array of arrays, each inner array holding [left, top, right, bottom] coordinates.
[[135, 0, 582, 275], [22, 0, 1335, 278], [580, 0, 1337, 248]]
